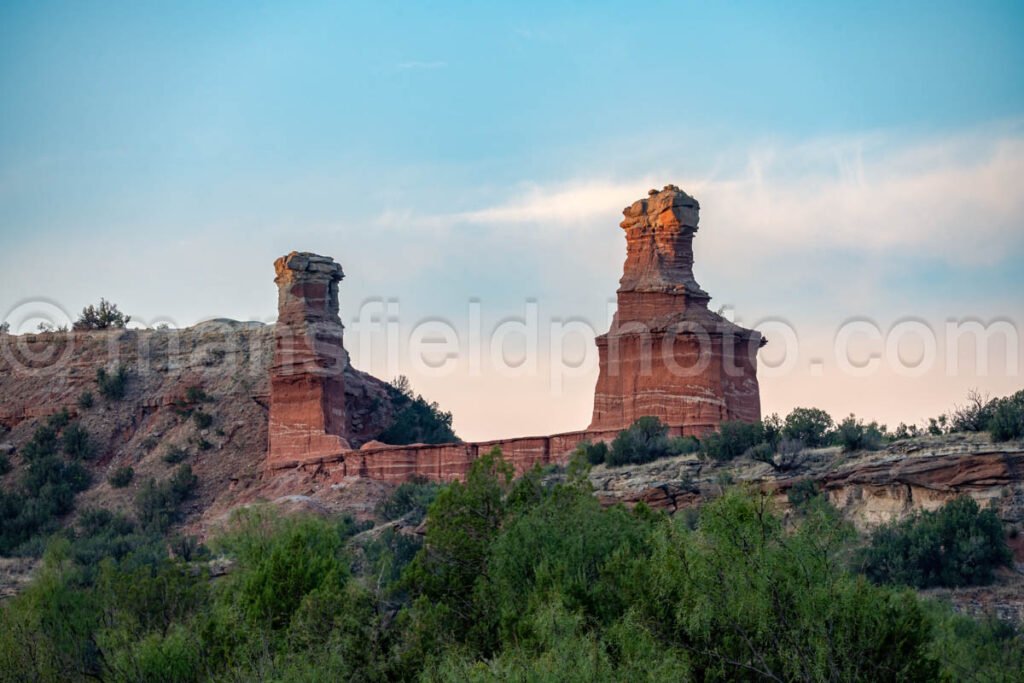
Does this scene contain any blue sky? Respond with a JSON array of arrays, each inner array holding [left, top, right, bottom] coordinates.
[[2, 1, 1023, 439]]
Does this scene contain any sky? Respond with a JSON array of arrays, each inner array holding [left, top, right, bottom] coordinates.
[[1, 1, 1023, 440]]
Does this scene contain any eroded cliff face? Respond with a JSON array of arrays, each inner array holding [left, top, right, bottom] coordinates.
[[269, 252, 351, 463], [0, 320, 393, 535], [590, 186, 764, 434]]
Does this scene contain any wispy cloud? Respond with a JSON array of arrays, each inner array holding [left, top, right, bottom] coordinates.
[[382, 126, 1024, 268], [396, 60, 447, 70]]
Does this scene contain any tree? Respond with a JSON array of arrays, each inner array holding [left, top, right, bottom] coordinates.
[[783, 407, 834, 447], [859, 496, 1012, 588], [73, 299, 131, 331], [607, 416, 671, 466], [380, 376, 458, 445]]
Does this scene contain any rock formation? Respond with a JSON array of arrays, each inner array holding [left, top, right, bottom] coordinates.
[[268, 252, 352, 462], [590, 185, 765, 433]]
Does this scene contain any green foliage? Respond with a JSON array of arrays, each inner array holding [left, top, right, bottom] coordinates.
[[214, 508, 356, 628], [47, 407, 71, 430], [61, 422, 96, 460], [380, 375, 458, 445], [949, 389, 996, 432], [783, 406, 834, 447], [987, 389, 1024, 441], [73, 298, 131, 330], [96, 365, 129, 401], [134, 465, 198, 533], [162, 444, 188, 464], [667, 434, 699, 455], [184, 385, 211, 404], [0, 423, 91, 555], [77, 391, 94, 410], [0, 453, 10, 476], [833, 413, 886, 452], [787, 478, 821, 510], [576, 439, 609, 465], [379, 476, 443, 523], [108, 466, 134, 488], [700, 419, 764, 461], [860, 496, 1012, 588], [192, 409, 214, 429], [607, 416, 671, 466]]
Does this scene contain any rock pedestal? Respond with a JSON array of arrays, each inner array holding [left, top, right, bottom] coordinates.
[[589, 186, 765, 434], [268, 252, 351, 462]]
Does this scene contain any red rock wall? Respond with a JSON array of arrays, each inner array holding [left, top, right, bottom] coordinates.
[[268, 252, 350, 462], [268, 425, 691, 484]]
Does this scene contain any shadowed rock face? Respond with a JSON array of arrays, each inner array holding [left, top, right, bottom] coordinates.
[[590, 185, 765, 433], [268, 252, 351, 462]]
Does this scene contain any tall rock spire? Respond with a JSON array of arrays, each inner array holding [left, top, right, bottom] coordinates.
[[268, 251, 351, 463], [590, 185, 765, 433]]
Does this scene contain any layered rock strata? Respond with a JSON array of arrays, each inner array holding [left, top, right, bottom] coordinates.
[[589, 186, 765, 433], [268, 252, 353, 463]]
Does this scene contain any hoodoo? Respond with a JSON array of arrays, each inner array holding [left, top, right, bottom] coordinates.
[[268, 251, 351, 462], [589, 185, 765, 434]]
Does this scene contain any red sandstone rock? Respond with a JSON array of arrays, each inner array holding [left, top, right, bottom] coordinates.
[[590, 185, 765, 434], [268, 252, 352, 463]]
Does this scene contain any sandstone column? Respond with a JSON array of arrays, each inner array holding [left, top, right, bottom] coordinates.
[[268, 251, 351, 464], [589, 186, 765, 434]]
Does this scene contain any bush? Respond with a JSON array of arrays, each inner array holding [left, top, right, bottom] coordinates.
[[77, 391, 94, 410], [987, 390, 1024, 442], [73, 298, 131, 330], [782, 407, 834, 447], [576, 440, 609, 466], [135, 465, 198, 533], [787, 478, 821, 509], [96, 365, 129, 401], [61, 423, 96, 460], [185, 385, 211, 404], [700, 420, 763, 462], [0, 453, 10, 476], [47, 408, 71, 430], [192, 410, 214, 430], [833, 414, 885, 452], [949, 389, 995, 433], [667, 435, 699, 455], [860, 497, 1012, 588], [108, 466, 134, 488], [162, 445, 188, 465], [379, 376, 458, 445], [607, 416, 671, 467], [379, 477, 443, 523]]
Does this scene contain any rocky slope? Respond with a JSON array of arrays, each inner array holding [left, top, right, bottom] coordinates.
[[0, 322, 394, 535]]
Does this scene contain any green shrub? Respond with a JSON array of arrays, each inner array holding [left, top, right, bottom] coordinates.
[[135, 465, 198, 533], [184, 385, 211, 404], [700, 420, 764, 462], [782, 407, 834, 447], [860, 496, 1012, 588], [949, 389, 996, 432], [77, 391, 94, 410], [47, 408, 71, 430], [162, 445, 188, 465], [0, 453, 10, 476], [379, 477, 443, 523], [787, 478, 821, 509], [607, 416, 671, 467], [192, 410, 214, 430], [73, 298, 131, 330], [108, 466, 134, 488], [833, 414, 885, 452], [666, 435, 699, 455], [96, 365, 129, 401], [61, 423, 96, 460], [576, 440, 609, 465], [379, 376, 458, 445], [987, 390, 1024, 442]]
